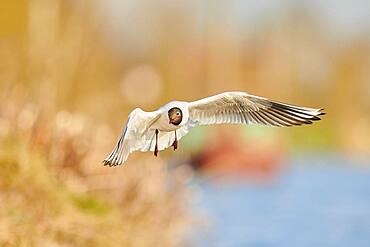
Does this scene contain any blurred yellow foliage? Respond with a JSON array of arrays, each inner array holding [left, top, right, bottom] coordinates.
[[0, 93, 193, 246]]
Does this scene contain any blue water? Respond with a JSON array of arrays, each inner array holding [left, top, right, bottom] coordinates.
[[193, 156, 370, 247]]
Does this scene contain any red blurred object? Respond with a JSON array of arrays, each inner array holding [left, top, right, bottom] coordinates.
[[190, 132, 285, 180]]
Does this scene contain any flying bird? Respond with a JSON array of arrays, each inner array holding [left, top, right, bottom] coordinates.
[[103, 92, 325, 166]]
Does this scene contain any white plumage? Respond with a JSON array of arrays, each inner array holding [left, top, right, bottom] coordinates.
[[103, 92, 325, 166]]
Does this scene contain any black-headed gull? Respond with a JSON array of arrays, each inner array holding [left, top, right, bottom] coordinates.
[[103, 92, 325, 166]]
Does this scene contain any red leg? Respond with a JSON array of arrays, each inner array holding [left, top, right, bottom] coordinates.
[[154, 129, 159, 157], [172, 130, 178, 150]]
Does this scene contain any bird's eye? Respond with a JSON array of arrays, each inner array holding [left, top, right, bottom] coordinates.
[[176, 112, 180, 116]]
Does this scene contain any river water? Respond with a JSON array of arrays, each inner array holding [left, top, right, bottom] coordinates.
[[192, 155, 370, 247]]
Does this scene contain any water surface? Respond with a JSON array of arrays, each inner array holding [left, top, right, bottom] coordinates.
[[193, 156, 370, 247]]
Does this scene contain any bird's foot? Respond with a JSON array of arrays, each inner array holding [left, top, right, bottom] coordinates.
[[172, 139, 178, 150], [172, 130, 178, 150], [154, 129, 159, 157]]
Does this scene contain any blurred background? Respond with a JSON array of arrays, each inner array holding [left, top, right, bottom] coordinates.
[[0, 0, 369, 246]]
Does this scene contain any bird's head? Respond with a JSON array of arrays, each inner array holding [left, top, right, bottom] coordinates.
[[168, 107, 183, 125]]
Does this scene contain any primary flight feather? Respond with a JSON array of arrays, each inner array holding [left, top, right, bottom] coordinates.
[[103, 92, 325, 166]]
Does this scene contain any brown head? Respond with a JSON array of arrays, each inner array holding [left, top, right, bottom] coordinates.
[[168, 107, 183, 126]]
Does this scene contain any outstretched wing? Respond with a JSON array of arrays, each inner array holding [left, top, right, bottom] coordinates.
[[103, 108, 161, 166], [188, 92, 325, 127]]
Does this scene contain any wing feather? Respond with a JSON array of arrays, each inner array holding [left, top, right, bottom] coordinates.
[[103, 108, 197, 166], [188, 92, 325, 127], [103, 108, 161, 166]]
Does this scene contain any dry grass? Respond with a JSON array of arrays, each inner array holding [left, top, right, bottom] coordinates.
[[0, 2, 197, 245], [0, 93, 193, 246]]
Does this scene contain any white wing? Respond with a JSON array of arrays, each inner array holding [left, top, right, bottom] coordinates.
[[188, 92, 325, 127], [103, 108, 197, 166], [103, 108, 161, 166]]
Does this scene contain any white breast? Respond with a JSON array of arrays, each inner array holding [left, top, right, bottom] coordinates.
[[150, 101, 190, 132]]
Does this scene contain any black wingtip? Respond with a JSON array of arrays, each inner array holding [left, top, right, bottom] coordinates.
[[319, 108, 326, 116], [103, 160, 118, 167]]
